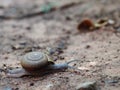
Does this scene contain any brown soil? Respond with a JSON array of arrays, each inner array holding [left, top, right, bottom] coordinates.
[[0, 0, 120, 90]]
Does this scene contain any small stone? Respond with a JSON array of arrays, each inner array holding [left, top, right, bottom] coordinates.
[[19, 41, 27, 46], [11, 44, 23, 50], [46, 47, 55, 55], [108, 19, 115, 25], [85, 45, 91, 49], [76, 81, 99, 90], [59, 56, 64, 60], [30, 82, 34, 86], [14, 88, 19, 90], [26, 26, 31, 30], [65, 15, 72, 20]]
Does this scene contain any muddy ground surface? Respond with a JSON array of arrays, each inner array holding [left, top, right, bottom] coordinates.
[[0, 0, 120, 90]]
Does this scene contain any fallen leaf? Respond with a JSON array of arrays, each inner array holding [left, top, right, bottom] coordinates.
[[77, 18, 115, 32], [77, 18, 95, 31]]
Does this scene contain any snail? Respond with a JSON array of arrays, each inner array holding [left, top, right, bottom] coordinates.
[[7, 51, 78, 77]]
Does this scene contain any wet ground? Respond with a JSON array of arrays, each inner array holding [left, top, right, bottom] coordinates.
[[0, 0, 120, 90]]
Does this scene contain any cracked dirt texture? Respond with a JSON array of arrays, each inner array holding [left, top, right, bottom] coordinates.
[[0, 0, 120, 90]]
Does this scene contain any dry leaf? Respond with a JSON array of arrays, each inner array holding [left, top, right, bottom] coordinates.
[[77, 18, 95, 31], [77, 18, 115, 32]]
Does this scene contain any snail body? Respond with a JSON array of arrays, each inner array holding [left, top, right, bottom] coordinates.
[[7, 51, 78, 77]]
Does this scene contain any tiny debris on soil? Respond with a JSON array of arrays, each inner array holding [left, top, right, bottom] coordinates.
[[76, 81, 100, 90]]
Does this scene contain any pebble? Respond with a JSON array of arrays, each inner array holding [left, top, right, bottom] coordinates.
[[76, 81, 100, 90], [107, 19, 115, 25]]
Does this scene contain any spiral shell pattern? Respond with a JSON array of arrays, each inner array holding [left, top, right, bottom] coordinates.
[[21, 52, 48, 71]]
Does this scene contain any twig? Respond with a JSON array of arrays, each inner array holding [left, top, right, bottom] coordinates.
[[0, 1, 82, 19]]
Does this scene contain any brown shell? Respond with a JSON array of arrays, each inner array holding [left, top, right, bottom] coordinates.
[[21, 52, 52, 71]]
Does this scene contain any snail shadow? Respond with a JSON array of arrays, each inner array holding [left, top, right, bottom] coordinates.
[[6, 67, 68, 78], [22, 69, 67, 78], [22, 68, 81, 78]]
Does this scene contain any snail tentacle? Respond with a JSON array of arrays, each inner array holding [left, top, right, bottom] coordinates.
[[66, 59, 79, 69], [66, 59, 79, 64]]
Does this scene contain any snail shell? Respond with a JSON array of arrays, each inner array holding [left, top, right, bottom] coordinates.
[[21, 52, 54, 71]]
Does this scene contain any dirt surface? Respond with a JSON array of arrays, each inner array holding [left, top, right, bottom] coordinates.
[[0, 0, 120, 90]]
